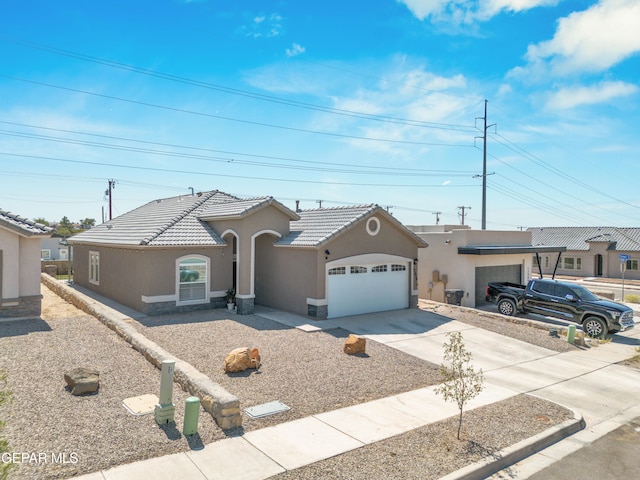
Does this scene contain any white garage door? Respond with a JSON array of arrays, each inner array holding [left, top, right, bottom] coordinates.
[[327, 262, 410, 318]]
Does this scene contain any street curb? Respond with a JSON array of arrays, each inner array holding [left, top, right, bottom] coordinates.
[[438, 406, 585, 480]]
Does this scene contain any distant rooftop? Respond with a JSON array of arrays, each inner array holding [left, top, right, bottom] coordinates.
[[529, 226, 640, 252]]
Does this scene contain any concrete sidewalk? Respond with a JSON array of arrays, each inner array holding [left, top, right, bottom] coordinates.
[[69, 306, 610, 480], [74, 383, 582, 480]]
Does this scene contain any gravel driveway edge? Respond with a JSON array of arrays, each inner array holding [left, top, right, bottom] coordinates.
[[40, 274, 242, 429]]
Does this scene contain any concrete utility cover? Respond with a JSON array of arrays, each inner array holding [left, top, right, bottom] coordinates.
[[245, 400, 290, 418], [122, 394, 159, 415]]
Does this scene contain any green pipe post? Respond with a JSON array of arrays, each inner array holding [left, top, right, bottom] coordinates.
[[183, 396, 200, 436], [567, 325, 576, 344]]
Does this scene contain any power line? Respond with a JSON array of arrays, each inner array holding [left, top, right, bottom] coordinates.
[[0, 125, 478, 177], [0, 152, 480, 188], [3, 74, 477, 148], [0, 36, 480, 132]]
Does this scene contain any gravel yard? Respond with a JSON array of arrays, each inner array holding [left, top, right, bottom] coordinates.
[[0, 284, 577, 479]]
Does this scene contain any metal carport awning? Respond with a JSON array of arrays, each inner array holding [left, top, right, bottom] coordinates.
[[457, 244, 566, 279]]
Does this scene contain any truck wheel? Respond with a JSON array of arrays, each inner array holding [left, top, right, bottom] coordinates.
[[583, 317, 607, 338], [497, 298, 516, 316]]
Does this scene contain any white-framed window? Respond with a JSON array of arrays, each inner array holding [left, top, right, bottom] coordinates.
[[177, 256, 208, 304], [544, 256, 549, 269], [41, 249, 51, 260], [328, 267, 346, 275], [372, 265, 387, 273], [563, 257, 582, 271], [391, 264, 407, 271], [626, 259, 639, 271], [89, 251, 100, 285], [350, 266, 367, 274]]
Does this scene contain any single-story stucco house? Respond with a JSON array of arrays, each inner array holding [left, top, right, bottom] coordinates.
[[1, 209, 52, 319], [529, 226, 640, 280], [409, 225, 564, 308], [41, 233, 71, 261], [68, 190, 426, 318]]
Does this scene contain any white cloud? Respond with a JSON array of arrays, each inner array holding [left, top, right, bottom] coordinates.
[[243, 13, 283, 38], [545, 80, 638, 109], [286, 43, 305, 58], [518, 0, 640, 77], [397, 0, 559, 23]]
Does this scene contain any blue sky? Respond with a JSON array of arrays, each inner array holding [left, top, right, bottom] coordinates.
[[1, 0, 639, 230]]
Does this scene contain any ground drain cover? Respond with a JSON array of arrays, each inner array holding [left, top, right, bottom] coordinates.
[[122, 394, 158, 415], [244, 400, 290, 418]]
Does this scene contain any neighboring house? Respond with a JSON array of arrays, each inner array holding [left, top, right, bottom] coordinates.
[[409, 225, 564, 308], [530, 227, 640, 280], [68, 190, 426, 318], [0, 209, 52, 319], [41, 233, 71, 261]]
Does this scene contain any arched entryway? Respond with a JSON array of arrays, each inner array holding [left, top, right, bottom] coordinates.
[[251, 230, 282, 309], [595, 254, 603, 276]]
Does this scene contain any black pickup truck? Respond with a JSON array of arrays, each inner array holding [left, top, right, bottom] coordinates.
[[486, 278, 634, 338]]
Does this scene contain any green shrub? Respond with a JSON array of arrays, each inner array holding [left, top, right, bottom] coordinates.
[[624, 294, 640, 304]]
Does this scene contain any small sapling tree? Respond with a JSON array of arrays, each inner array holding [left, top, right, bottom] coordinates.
[[434, 332, 484, 440]]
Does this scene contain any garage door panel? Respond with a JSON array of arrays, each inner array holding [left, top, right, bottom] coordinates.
[[475, 265, 522, 306], [328, 264, 409, 318]]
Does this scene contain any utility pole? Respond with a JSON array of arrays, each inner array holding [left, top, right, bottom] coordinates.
[[105, 179, 116, 220], [457, 206, 471, 226], [475, 100, 496, 230], [433, 211, 441, 225], [316, 200, 323, 208]]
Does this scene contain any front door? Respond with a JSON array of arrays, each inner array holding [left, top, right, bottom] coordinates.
[[595, 254, 603, 276]]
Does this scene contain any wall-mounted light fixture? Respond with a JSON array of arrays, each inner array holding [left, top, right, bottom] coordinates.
[[325, 249, 330, 256], [445, 239, 451, 244]]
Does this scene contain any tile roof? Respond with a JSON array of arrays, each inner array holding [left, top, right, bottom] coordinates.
[[198, 196, 300, 221], [528, 227, 640, 252], [277, 205, 426, 247], [0, 209, 53, 236], [68, 192, 424, 249], [69, 191, 239, 246]]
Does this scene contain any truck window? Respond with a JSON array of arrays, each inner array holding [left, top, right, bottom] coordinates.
[[553, 284, 573, 298], [531, 281, 553, 295]]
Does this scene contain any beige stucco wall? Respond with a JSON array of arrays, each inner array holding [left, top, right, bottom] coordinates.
[[255, 235, 318, 315], [416, 229, 533, 307], [72, 244, 230, 312], [206, 205, 292, 298], [0, 228, 43, 300], [0, 227, 19, 299]]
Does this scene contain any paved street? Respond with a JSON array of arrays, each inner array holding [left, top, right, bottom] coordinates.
[[526, 416, 640, 480]]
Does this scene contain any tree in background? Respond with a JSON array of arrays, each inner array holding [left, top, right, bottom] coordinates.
[[434, 332, 484, 440], [56, 216, 74, 236], [33, 217, 49, 226], [0, 370, 13, 480], [79, 218, 96, 228]]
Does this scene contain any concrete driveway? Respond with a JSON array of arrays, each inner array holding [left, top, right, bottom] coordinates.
[[330, 307, 640, 478]]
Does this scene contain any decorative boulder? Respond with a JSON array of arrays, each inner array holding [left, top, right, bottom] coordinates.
[[343, 334, 366, 355], [224, 348, 261, 373], [64, 367, 100, 395]]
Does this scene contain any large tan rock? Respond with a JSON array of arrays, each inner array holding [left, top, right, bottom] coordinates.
[[343, 334, 366, 355], [64, 367, 100, 395], [223, 347, 261, 373]]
